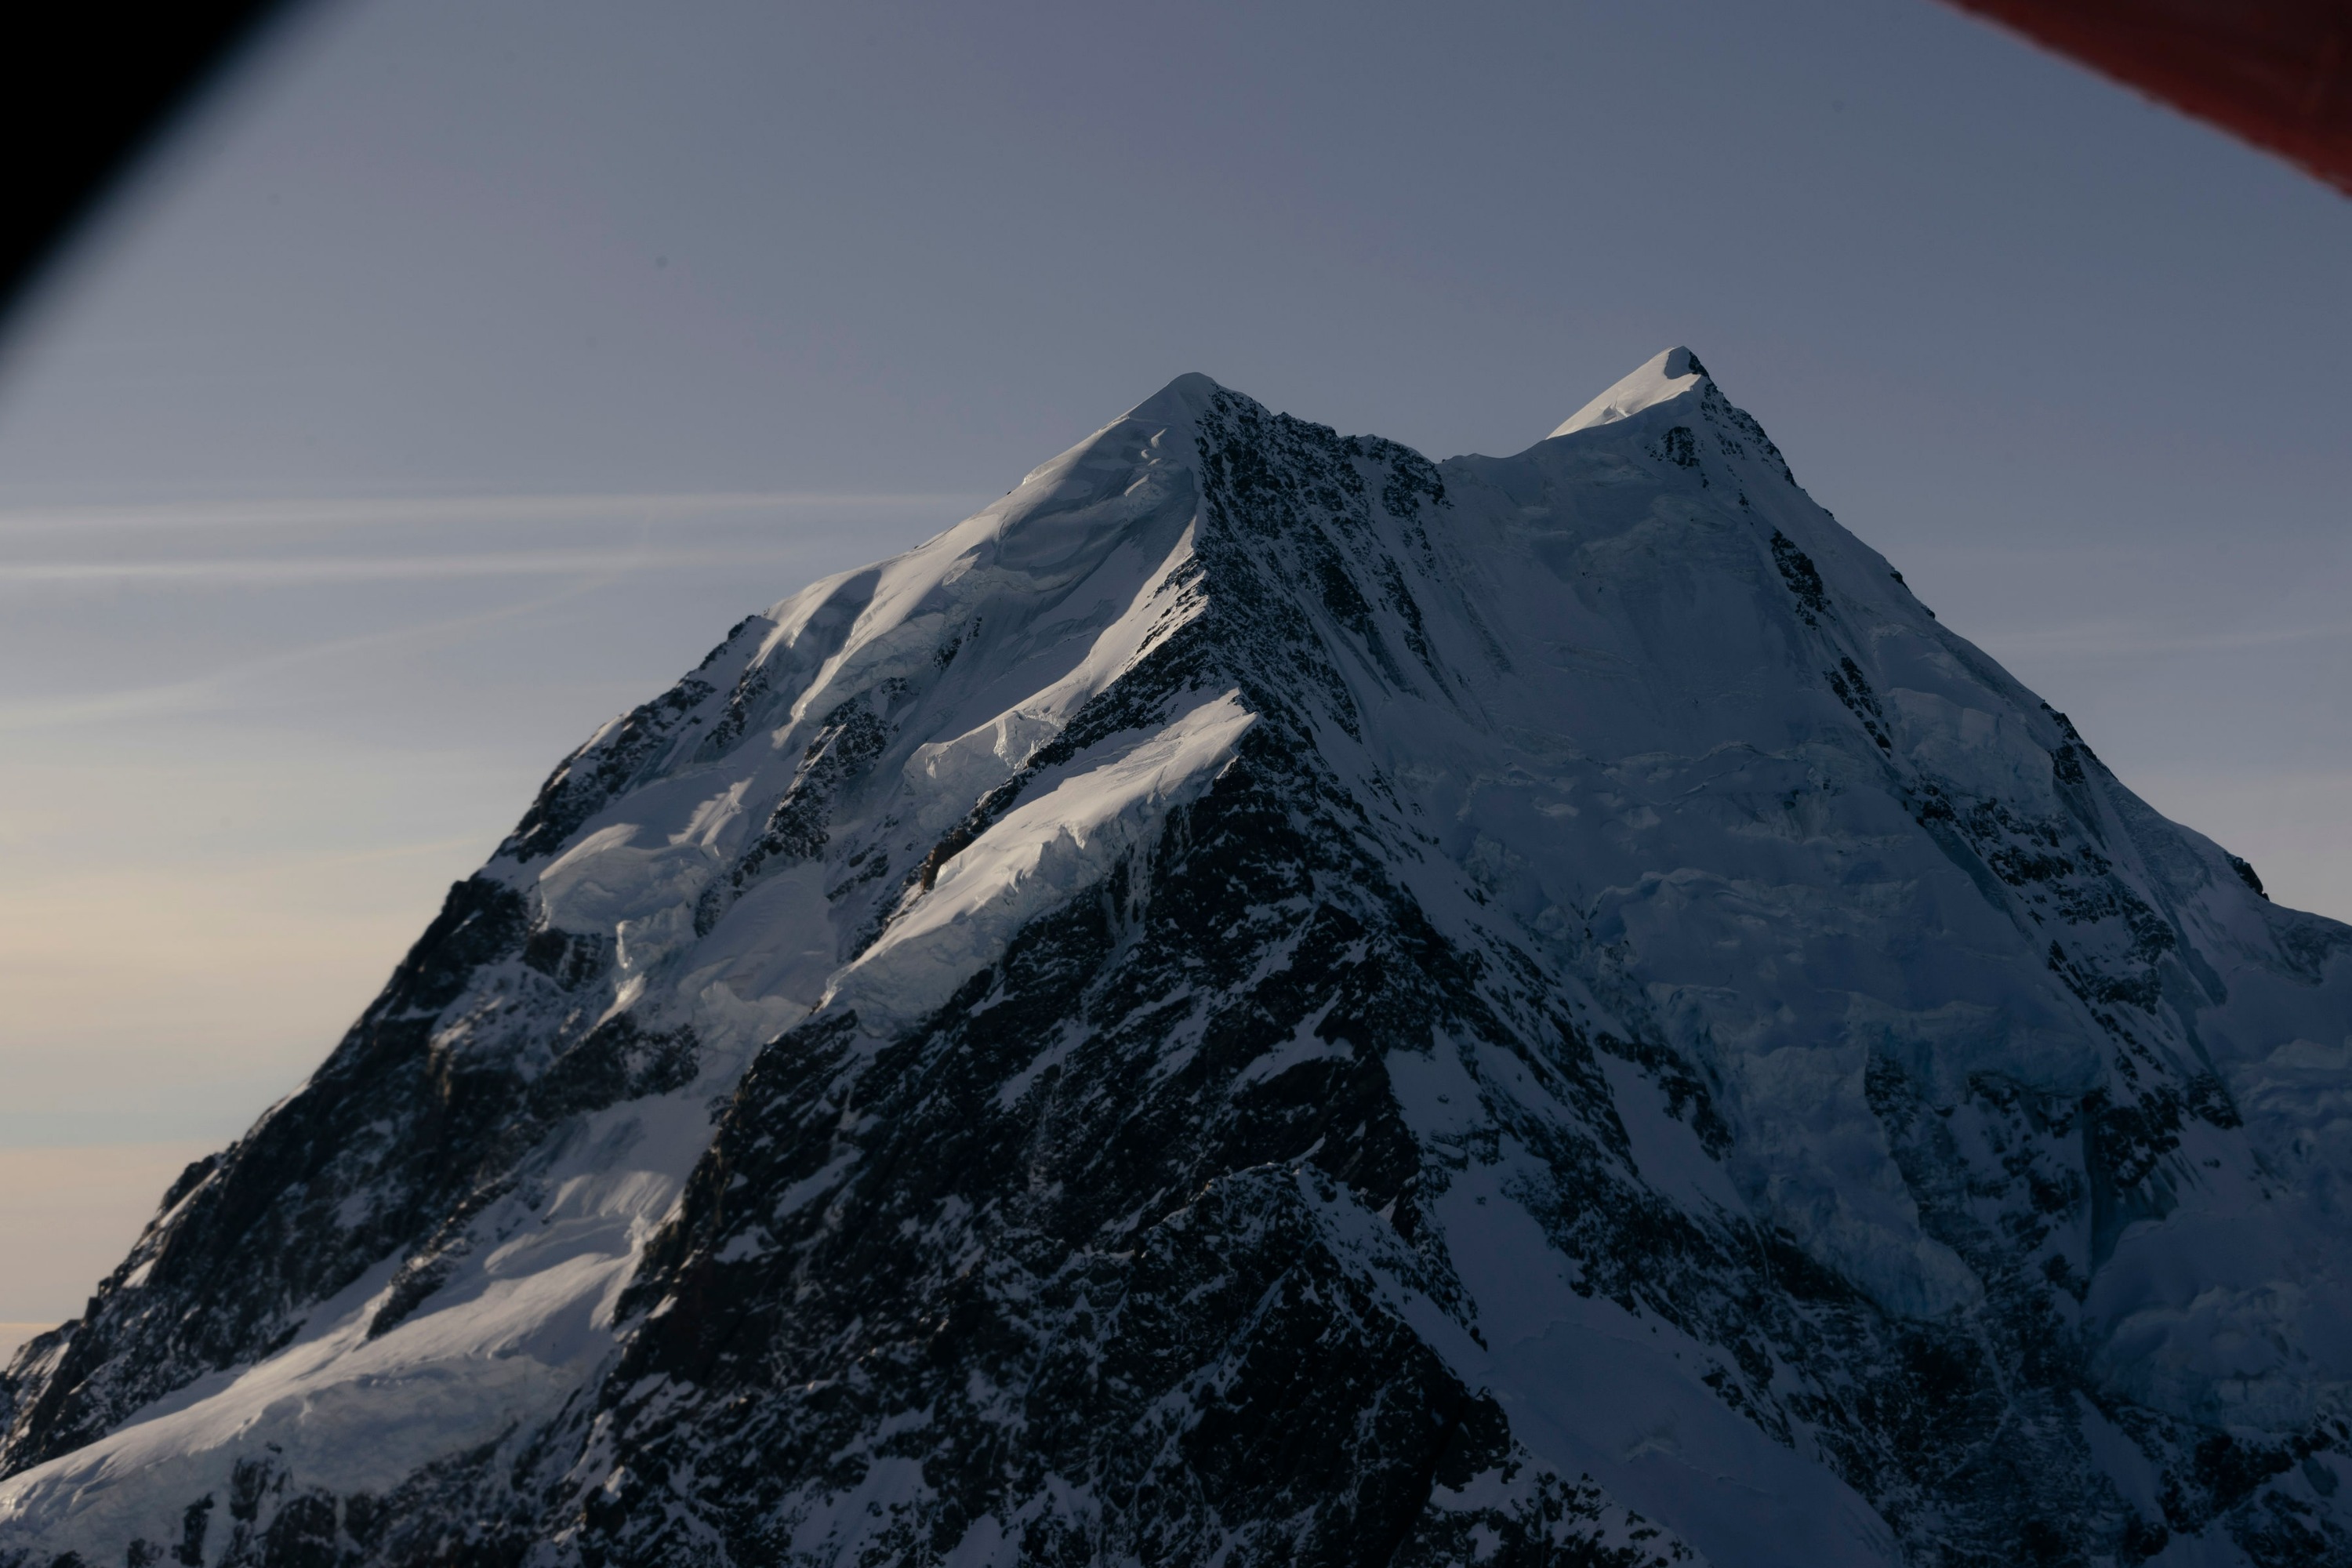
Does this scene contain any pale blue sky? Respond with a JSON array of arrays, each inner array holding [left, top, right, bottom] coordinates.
[[2, 0, 2347, 1327]]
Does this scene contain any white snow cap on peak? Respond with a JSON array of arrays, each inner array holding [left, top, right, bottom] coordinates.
[[1122, 371, 1224, 425], [1548, 346, 1710, 438]]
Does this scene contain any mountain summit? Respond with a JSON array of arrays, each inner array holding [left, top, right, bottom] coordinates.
[[1548, 345, 1711, 436], [5, 358, 2349, 1566]]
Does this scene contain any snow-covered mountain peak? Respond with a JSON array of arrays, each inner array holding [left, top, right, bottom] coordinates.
[[5, 354, 2350, 1568], [1549, 343, 1711, 436], [1119, 368, 1225, 424]]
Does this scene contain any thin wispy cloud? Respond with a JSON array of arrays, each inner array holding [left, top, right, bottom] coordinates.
[[0, 571, 626, 732], [0, 490, 988, 538], [0, 490, 988, 728], [0, 545, 885, 586]]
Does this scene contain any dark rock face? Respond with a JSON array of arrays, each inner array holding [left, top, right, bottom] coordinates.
[[5, 361, 2350, 1567], [3, 874, 531, 1470], [561, 756, 1583, 1563], [524, 394, 1700, 1566]]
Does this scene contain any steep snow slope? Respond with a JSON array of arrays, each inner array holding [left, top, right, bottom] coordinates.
[[5, 353, 2350, 1567]]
